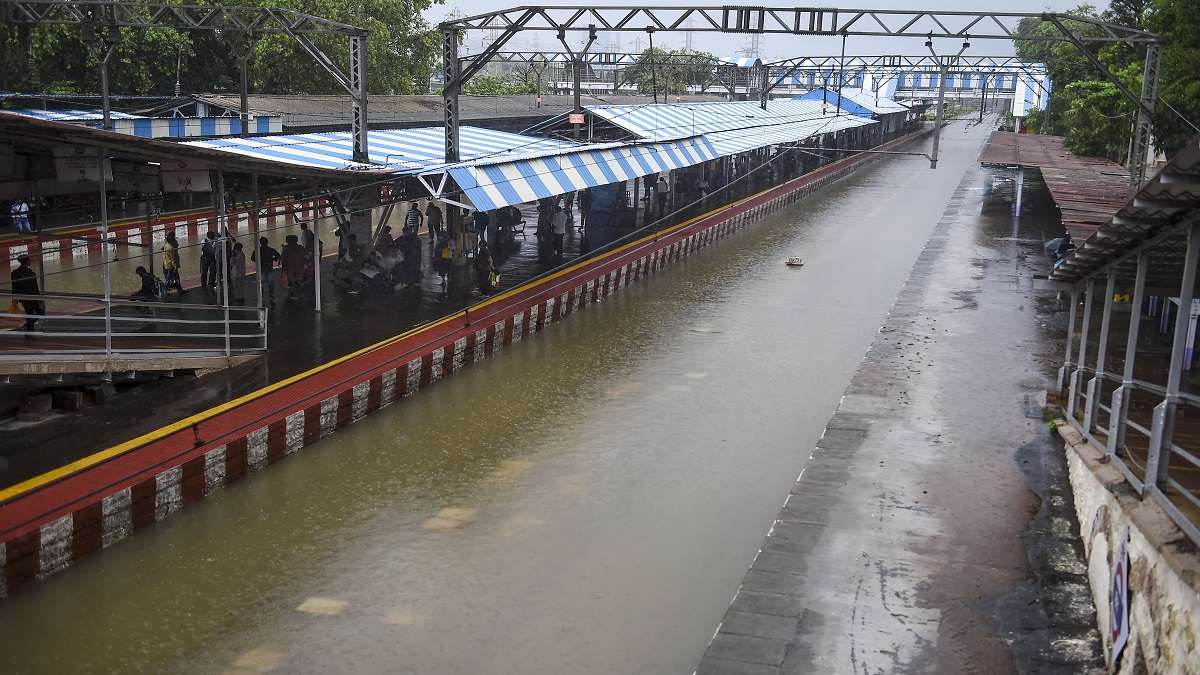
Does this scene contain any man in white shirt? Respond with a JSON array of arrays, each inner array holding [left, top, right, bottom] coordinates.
[[551, 205, 568, 260], [655, 174, 669, 218], [10, 199, 31, 233]]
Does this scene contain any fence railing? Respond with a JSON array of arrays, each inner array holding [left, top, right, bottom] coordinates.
[[1, 292, 267, 362], [1061, 230, 1200, 546]]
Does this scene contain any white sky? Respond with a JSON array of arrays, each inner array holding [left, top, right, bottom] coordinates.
[[424, 1, 1108, 62]]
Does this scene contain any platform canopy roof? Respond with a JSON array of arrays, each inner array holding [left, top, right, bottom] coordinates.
[[428, 100, 876, 211], [558, 99, 871, 143], [185, 126, 575, 173], [1051, 134, 1200, 286], [794, 88, 908, 118], [704, 114, 876, 157], [427, 136, 720, 212], [4, 107, 144, 122]]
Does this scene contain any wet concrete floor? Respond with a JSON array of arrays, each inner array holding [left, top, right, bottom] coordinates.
[[0, 119, 1083, 674], [694, 127, 1101, 673]]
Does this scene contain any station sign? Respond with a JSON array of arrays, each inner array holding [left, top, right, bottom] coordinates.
[[52, 145, 111, 182], [161, 159, 212, 193], [568, 112, 585, 125], [1110, 529, 1130, 669]]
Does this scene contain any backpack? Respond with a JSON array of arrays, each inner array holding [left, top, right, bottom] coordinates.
[[201, 239, 215, 261]]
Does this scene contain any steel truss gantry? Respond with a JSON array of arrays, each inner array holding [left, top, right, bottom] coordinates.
[[762, 54, 1048, 98], [439, 5, 1163, 188], [476, 50, 1047, 103], [2, 0, 371, 162]]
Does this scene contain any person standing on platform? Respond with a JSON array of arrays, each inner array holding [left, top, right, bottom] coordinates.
[[252, 236, 280, 305], [230, 241, 247, 303], [551, 205, 568, 261], [405, 201, 424, 236], [10, 198, 31, 233], [656, 174, 669, 218], [579, 188, 592, 231], [426, 202, 444, 249], [163, 231, 185, 296], [474, 240, 495, 296], [281, 234, 307, 299], [301, 222, 316, 258], [10, 254, 43, 335], [200, 231, 219, 291]]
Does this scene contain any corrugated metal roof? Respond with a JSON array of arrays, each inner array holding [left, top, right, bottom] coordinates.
[[445, 136, 719, 211], [184, 126, 576, 173], [1050, 134, 1200, 283], [585, 99, 864, 142], [193, 93, 726, 129], [794, 88, 908, 116], [705, 115, 876, 157], [4, 107, 144, 122], [979, 131, 1129, 243]]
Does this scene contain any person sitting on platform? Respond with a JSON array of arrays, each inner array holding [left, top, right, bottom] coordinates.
[[132, 265, 160, 301]]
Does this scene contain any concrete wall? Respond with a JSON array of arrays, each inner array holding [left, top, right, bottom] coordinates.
[[1057, 424, 1200, 674], [0, 127, 933, 600]]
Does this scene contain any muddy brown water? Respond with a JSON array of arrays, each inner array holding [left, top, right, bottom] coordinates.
[[0, 121, 1000, 674]]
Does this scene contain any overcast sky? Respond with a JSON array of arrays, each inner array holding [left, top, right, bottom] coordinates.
[[424, 1, 1108, 61]]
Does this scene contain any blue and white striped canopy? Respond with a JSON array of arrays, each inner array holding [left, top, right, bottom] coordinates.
[[186, 126, 575, 172], [445, 137, 718, 212], [587, 100, 851, 142], [704, 115, 876, 157], [6, 108, 143, 122]]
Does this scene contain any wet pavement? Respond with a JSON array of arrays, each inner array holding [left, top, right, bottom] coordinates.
[[695, 125, 1102, 673], [0, 119, 1098, 674]]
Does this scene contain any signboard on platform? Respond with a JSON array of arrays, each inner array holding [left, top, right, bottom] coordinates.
[[568, 113, 585, 125], [53, 145, 111, 182], [161, 159, 211, 194], [1109, 529, 1130, 670]]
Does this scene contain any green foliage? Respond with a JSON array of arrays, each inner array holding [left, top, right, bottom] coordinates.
[[1017, 0, 1200, 162], [1147, 0, 1200, 156], [624, 48, 717, 95], [0, 0, 441, 97], [462, 74, 535, 96], [1060, 79, 1134, 160]]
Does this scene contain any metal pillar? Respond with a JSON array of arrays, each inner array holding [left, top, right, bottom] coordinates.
[[313, 205, 322, 313], [442, 28, 462, 164], [1108, 250, 1149, 457], [1129, 43, 1162, 190], [1058, 287, 1079, 392], [759, 63, 770, 110], [978, 74, 987, 122], [239, 54, 251, 138], [1068, 279, 1096, 419], [1145, 222, 1200, 494], [98, 42, 116, 131], [349, 33, 369, 163], [216, 169, 231, 357], [252, 173, 264, 312], [98, 150, 112, 365], [929, 59, 948, 169], [1084, 268, 1118, 434]]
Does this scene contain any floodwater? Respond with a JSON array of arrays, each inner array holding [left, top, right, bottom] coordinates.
[[0, 120, 994, 674], [24, 214, 322, 297]]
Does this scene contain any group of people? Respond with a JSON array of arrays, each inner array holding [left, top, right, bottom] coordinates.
[[151, 221, 321, 305]]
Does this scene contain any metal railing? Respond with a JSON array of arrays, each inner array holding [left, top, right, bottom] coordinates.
[[1061, 230, 1200, 546], [1, 291, 267, 362]]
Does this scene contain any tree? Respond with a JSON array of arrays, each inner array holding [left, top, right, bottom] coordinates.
[[1015, 0, 1200, 162], [0, 0, 442, 98], [1147, 0, 1200, 156], [462, 74, 535, 96], [623, 48, 717, 96]]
